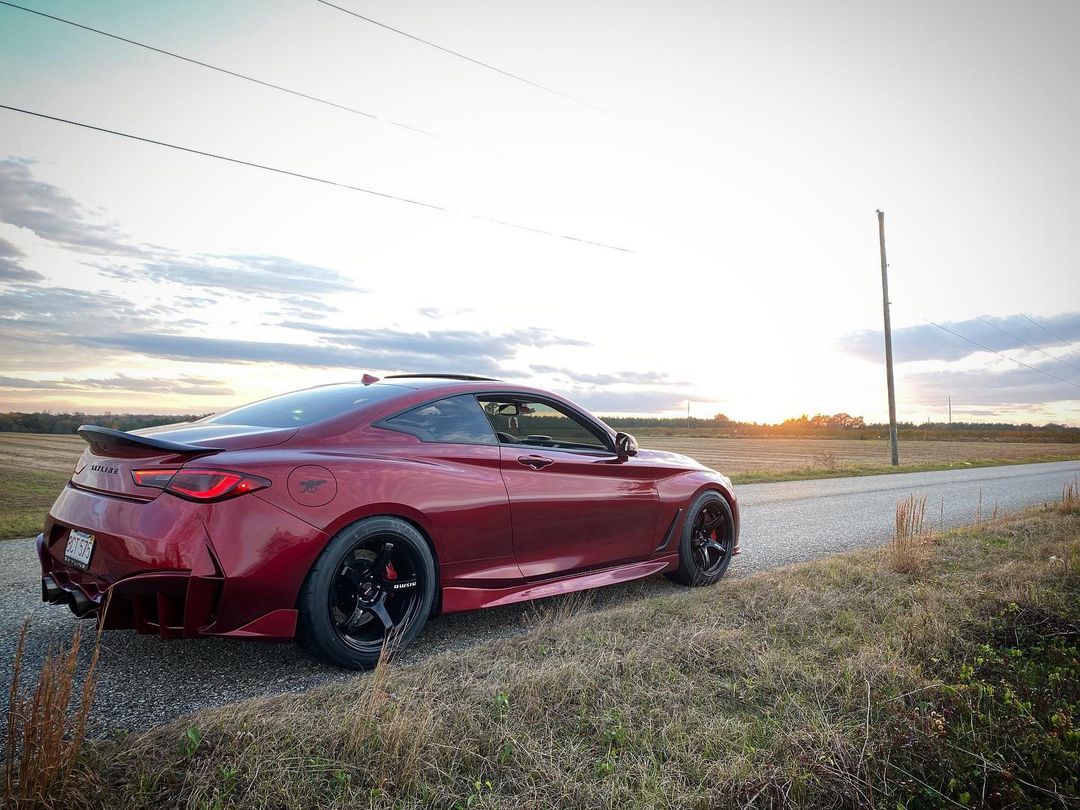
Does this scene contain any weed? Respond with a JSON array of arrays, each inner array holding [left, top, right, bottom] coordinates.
[[887, 495, 930, 574], [1062, 478, 1079, 514], [813, 450, 842, 471], [492, 691, 510, 719], [181, 726, 203, 759], [2, 616, 101, 807]]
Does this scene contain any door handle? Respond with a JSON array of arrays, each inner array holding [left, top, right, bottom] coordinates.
[[517, 454, 554, 470]]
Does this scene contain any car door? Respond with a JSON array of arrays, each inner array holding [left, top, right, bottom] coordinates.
[[477, 395, 660, 580]]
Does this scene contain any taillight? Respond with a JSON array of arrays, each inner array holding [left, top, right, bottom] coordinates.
[[132, 469, 176, 488], [131, 468, 270, 501]]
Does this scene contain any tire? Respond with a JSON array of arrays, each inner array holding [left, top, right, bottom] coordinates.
[[666, 490, 735, 586], [297, 516, 436, 669]]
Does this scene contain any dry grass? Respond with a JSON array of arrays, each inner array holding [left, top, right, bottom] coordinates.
[[42, 501, 1080, 810], [813, 450, 841, 471], [886, 495, 930, 574], [3, 618, 102, 808], [1063, 478, 1079, 514]]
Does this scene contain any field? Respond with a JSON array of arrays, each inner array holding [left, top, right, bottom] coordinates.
[[646, 436, 1080, 480], [0, 432, 1077, 540], [0, 434, 82, 540], [9, 499, 1079, 808]]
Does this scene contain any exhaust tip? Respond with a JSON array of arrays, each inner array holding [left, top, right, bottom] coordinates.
[[68, 589, 97, 619], [41, 575, 65, 605]]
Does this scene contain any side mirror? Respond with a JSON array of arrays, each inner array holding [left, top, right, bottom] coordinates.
[[615, 432, 638, 457]]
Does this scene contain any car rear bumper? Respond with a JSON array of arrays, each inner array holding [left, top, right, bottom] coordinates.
[[39, 483, 329, 639]]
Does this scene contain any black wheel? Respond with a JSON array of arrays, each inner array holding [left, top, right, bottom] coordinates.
[[297, 517, 436, 669], [666, 491, 735, 586]]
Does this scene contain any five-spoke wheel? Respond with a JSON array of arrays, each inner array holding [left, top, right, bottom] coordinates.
[[298, 517, 436, 669], [667, 490, 735, 586]]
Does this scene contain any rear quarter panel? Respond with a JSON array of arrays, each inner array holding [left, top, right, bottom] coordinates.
[[220, 426, 518, 589]]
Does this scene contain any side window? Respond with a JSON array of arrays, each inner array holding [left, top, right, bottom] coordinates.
[[477, 398, 609, 452], [382, 395, 497, 445]]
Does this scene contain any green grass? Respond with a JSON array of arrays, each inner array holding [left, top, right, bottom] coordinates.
[[35, 501, 1079, 809], [730, 454, 1080, 484], [0, 467, 69, 540]]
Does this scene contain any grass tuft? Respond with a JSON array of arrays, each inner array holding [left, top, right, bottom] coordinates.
[[887, 494, 930, 574], [1062, 478, 1079, 514], [3, 617, 102, 808]]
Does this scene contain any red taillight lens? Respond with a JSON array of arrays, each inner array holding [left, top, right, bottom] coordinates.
[[131, 468, 269, 501], [132, 469, 177, 488]]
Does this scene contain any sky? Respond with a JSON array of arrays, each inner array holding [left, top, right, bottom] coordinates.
[[1, 0, 1078, 424]]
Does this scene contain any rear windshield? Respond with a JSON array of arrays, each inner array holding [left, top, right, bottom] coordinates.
[[204, 383, 406, 428]]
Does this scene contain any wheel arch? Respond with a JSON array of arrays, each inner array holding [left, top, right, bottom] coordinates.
[[658, 473, 739, 553], [310, 503, 443, 609]]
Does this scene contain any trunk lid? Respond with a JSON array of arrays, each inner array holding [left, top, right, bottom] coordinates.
[[70, 422, 296, 499]]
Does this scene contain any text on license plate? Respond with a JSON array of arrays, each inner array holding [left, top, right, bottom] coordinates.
[[64, 530, 95, 570]]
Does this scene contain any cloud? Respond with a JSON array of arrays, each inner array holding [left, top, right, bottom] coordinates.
[[841, 312, 1080, 364], [564, 389, 695, 414], [0, 236, 43, 283], [0, 158, 141, 256], [0, 373, 233, 396], [530, 365, 688, 386], [0, 284, 165, 329], [72, 325, 589, 375], [0, 279, 590, 376], [285, 321, 587, 350], [102, 254, 367, 298], [1, 160, 363, 302], [905, 353, 1080, 407], [418, 306, 474, 319]]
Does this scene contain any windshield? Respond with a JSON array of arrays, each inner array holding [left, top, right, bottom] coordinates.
[[204, 383, 406, 428]]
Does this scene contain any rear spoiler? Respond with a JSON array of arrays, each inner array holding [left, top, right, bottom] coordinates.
[[77, 425, 222, 456]]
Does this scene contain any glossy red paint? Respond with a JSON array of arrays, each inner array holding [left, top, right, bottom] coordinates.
[[38, 377, 739, 643]]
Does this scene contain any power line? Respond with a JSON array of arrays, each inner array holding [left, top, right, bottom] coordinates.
[[1019, 313, 1077, 350], [0, 104, 631, 253], [0, 0, 528, 166], [315, 0, 606, 113], [925, 319, 1080, 391], [975, 315, 1080, 374]]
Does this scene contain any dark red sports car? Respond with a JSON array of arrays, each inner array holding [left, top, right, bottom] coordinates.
[[38, 374, 740, 669]]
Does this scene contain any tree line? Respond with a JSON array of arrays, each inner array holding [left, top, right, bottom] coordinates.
[[0, 412, 206, 435], [604, 412, 1080, 442]]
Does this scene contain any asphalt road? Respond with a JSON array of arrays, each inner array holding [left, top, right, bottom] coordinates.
[[1, 459, 1077, 736]]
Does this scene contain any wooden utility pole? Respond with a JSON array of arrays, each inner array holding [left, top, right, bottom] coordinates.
[[877, 210, 899, 466]]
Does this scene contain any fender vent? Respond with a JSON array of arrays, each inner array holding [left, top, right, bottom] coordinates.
[[655, 508, 683, 552]]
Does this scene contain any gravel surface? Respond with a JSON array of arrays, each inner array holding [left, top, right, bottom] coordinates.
[[1, 459, 1077, 736]]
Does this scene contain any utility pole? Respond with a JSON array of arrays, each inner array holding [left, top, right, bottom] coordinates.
[[686, 400, 691, 432], [948, 396, 952, 425], [877, 210, 899, 466]]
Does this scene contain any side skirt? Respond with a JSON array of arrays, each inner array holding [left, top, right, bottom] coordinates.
[[440, 554, 679, 614]]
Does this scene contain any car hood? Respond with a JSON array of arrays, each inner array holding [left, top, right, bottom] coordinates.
[[633, 447, 710, 470]]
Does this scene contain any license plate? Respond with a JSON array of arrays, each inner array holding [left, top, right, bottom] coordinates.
[[64, 530, 95, 570]]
